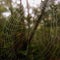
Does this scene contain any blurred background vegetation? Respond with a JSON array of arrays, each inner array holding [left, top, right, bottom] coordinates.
[[0, 0, 60, 60]]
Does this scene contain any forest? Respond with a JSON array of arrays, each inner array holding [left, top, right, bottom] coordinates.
[[0, 0, 60, 60]]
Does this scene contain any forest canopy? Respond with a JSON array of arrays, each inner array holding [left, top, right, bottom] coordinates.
[[0, 0, 60, 60]]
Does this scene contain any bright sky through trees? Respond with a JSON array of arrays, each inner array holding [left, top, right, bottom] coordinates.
[[3, 0, 41, 17], [10, 0, 60, 8], [3, 0, 60, 17], [13, 0, 41, 8]]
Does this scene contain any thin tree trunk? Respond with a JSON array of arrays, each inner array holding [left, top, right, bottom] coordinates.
[[26, 0, 49, 59]]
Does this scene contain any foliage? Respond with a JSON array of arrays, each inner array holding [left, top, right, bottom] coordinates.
[[0, 0, 60, 60]]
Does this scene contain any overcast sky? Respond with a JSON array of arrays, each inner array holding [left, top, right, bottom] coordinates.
[[13, 0, 41, 8], [3, 0, 41, 17], [3, 0, 60, 17], [13, 0, 60, 7]]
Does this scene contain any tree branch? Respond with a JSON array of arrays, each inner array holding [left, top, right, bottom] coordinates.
[[28, 0, 49, 44]]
